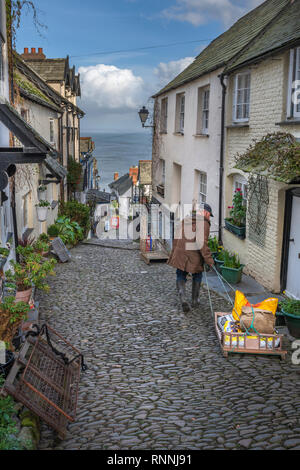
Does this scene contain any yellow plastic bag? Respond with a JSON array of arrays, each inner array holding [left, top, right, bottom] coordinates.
[[232, 290, 278, 321]]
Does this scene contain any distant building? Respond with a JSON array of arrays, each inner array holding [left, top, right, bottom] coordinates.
[[80, 137, 98, 191], [20, 48, 85, 201]]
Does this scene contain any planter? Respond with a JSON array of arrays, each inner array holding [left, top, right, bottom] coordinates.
[[281, 309, 300, 338], [215, 258, 224, 273], [38, 191, 47, 201], [211, 251, 218, 260], [221, 265, 244, 284], [36, 206, 49, 222], [0, 350, 15, 378], [16, 287, 33, 304], [225, 219, 246, 239]]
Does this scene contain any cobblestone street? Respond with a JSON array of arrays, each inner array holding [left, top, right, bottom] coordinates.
[[38, 244, 300, 450]]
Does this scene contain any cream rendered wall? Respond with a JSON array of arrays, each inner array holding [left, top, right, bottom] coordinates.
[[14, 99, 61, 240], [153, 68, 223, 237], [224, 50, 300, 292]]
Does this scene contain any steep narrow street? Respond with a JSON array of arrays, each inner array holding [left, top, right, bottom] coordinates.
[[37, 244, 300, 450]]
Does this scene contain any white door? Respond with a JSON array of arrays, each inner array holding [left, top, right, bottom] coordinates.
[[286, 195, 300, 299]]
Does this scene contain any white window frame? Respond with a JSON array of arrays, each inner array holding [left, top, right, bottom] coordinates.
[[179, 94, 185, 133], [233, 175, 248, 206], [233, 72, 251, 122], [0, 37, 4, 86], [202, 89, 210, 134], [199, 172, 207, 204], [294, 48, 300, 118], [160, 97, 168, 133]]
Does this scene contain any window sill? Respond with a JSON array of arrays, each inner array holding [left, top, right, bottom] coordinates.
[[194, 133, 209, 138], [275, 119, 300, 126], [226, 123, 250, 129], [173, 132, 184, 136]]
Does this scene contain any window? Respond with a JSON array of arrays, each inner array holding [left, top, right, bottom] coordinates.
[[233, 72, 251, 122], [160, 98, 168, 133], [233, 175, 248, 206], [288, 47, 300, 119], [175, 93, 185, 133], [199, 172, 207, 203], [196, 86, 210, 134], [50, 119, 55, 144]]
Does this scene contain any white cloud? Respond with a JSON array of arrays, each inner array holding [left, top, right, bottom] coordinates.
[[79, 64, 145, 113], [154, 56, 195, 88], [161, 0, 264, 28]]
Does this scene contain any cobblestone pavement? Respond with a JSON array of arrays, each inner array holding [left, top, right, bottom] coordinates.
[[38, 244, 300, 450]]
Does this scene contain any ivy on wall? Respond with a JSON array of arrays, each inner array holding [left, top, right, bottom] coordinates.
[[235, 132, 300, 183]]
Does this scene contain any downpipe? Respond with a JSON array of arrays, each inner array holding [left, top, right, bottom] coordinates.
[[218, 73, 227, 245]]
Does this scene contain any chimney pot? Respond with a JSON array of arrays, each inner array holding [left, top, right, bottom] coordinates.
[[24, 47, 29, 54], [114, 173, 119, 181], [31, 47, 36, 54]]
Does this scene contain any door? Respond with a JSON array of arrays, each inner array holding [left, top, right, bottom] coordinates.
[[286, 195, 300, 299]]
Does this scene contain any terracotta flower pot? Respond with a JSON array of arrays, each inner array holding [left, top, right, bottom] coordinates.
[[16, 287, 32, 304]]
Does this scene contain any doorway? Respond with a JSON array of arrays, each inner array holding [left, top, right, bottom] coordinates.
[[282, 188, 300, 299]]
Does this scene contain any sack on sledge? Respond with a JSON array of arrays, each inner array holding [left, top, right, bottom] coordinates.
[[232, 291, 278, 322], [239, 306, 276, 335]]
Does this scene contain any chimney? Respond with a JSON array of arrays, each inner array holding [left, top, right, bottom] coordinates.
[[114, 172, 119, 181], [21, 47, 46, 60], [129, 167, 139, 185]]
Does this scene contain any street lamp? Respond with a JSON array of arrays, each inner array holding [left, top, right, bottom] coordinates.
[[138, 106, 153, 128]]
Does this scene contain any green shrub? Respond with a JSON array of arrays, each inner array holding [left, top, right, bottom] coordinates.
[[0, 376, 22, 450], [47, 224, 60, 238], [59, 200, 91, 236], [279, 298, 300, 316], [67, 157, 82, 192]]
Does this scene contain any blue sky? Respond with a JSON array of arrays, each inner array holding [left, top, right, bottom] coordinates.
[[15, 0, 263, 132]]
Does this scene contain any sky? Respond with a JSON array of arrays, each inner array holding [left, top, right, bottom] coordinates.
[[15, 0, 264, 133]]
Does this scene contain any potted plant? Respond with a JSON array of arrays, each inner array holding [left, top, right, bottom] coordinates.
[[208, 236, 220, 259], [0, 247, 10, 268], [221, 251, 244, 284], [55, 216, 84, 246], [6, 264, 33, 304], [215, 248, 225, 272], [3, 282, 17, 299], [36, 200, 50, 222], [47, 224, 60, 240], [0, 297, 30, 356], [225, 188, 246, 239], [38, 185, 47, 201], [38, 233, 50, 243], [279, 298, 300, 338], [33, 240, 50, 257]]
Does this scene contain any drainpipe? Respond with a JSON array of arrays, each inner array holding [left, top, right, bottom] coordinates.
[[218, 73, 227, 245]]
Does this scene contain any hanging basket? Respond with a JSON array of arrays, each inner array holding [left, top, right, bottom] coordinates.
[[37, 206, 49, 222], [38, 190, 47, 201]]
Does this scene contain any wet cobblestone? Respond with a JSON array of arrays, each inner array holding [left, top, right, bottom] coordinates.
[[37, 244, 300, 450]]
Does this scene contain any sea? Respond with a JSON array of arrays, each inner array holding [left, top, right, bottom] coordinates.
[[83, 132, 153, 191]]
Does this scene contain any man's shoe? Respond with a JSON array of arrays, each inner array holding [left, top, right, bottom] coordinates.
[[176, 280, 190, 313], [192, 280, 201, 308]]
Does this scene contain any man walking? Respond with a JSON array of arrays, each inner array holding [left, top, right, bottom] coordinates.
[[168, 204, 214, 312]]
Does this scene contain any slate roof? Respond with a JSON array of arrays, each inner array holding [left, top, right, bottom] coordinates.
[[86, 189, 111, 204], [15, 54, 85, 116], [225, 0, 300, 73], [153, 0, 291, 97], [24, 58, 68, 82], [24, 56, 81, 97], [109, 173, 133, 195]]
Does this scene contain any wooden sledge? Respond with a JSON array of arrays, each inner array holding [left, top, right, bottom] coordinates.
[[140, 250, 169, 265], [215, 312, 287, 360]]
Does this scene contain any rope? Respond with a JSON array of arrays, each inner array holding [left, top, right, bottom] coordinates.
[[26, 324, 88, 372]]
